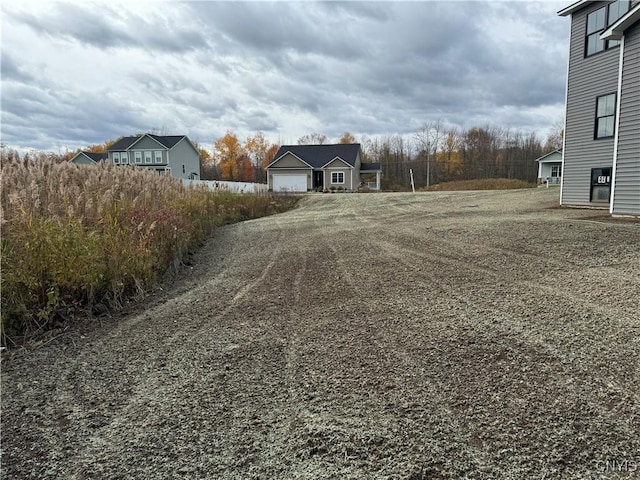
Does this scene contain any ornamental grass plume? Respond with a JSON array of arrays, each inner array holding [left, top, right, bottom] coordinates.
[[1, 157, 298, 345]]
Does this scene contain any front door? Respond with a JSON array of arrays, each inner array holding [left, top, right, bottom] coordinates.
[[313, 171, 324, 189]]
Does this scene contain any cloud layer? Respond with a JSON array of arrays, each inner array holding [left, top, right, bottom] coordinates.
[[1, 1, 569, 151]]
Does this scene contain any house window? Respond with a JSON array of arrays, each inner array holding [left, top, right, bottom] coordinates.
[[585, 1, 630, 56], [551, 165, 562, 178], [155, 151, 162, 163], [121, 152, 128, 164], [144, 151, 152, 164], [113, 152, 120, 164], [595, 93, 616, 139], [135, 151, 142, 164], [331, 172, 345, 184]]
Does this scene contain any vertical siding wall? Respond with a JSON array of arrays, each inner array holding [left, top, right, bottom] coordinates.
[[563, 2, 620, 206], [612, 24, 640, 215]]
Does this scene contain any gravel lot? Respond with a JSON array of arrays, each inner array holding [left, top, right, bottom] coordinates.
[[2, 189, 639, 479]]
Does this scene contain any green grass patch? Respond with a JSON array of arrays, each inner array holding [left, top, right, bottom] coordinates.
[[419, 178, 537, 192], [1, 159, 298, 345]]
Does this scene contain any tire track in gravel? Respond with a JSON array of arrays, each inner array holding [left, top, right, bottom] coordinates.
[[3, 189, 639, 480], [369, 225, 640, 478]]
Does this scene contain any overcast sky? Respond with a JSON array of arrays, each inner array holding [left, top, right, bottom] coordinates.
[[1, 0, 569, 153]]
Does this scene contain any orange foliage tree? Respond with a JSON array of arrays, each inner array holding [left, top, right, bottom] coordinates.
[[214, 132, 244, 181]]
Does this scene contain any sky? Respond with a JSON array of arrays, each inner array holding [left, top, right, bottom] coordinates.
[[1, 0, 570, 153]]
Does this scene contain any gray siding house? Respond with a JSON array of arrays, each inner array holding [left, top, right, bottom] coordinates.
[[71, 134, 200, 180], [535, 149, 563, 185], [266, 144, 382, 192], [559, 0, 640, 215]]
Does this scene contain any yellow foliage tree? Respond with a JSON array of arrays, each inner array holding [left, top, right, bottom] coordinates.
[[214, 132, 244, 181], [338, 132, 356, 144]]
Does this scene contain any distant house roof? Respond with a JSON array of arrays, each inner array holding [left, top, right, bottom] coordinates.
[[109, 137, 139, 151], [71, 151, 108, 163], [270, 144, 361, 169], [85, 152, 109, 162], [360, 162, 382, 172], [535, 148, 563, 163], [108, 134, 188, 151]]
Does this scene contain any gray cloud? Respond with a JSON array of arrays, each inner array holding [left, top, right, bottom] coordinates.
[[1, 1, 569, 152]]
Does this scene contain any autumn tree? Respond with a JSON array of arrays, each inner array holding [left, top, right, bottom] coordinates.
[[262, 144, 279, 168], [214, 131, 244, 181], [338, 132, 356, 144], [298, 133, 327, 145], [544, 120, 564, 151]]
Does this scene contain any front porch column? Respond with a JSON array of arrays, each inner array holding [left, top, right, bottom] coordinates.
[[376, 171, 381, 190]]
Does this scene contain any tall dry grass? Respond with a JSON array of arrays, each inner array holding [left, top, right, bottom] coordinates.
[[1, 158, 298, 344]]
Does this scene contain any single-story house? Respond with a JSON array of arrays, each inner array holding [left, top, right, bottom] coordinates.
[[535, 149, 563, 185], [266, 143, 382, 192], [70, 133, 200, 180]]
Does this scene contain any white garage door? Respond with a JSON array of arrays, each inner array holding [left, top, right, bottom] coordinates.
[[272, 174, 307, 192]]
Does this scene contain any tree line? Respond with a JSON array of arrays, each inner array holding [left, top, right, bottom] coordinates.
[[1, 121, 563, 188]]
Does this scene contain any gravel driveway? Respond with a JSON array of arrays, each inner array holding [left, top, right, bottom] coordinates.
[[2, 189, 639, 479]]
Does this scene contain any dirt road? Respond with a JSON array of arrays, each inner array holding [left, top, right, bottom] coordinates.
[[2, 189, 639, 479]]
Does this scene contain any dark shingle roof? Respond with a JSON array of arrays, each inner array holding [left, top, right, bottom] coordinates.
[[272, 144, 361, 168], [360, 162, 381, 171], [76, 152, 108, 162], [150, 135, 185, 149], [109, 137, 139, 151], [108, 134, 187, 151]]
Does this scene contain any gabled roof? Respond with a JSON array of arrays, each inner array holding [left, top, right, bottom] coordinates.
[[269, 143, 361, 169], [601, 3, 640, 39], [108, 134, 189, 151], [71, 151, 108, 163], [150, 135, 185, 149], [535, 149, 563, 163]]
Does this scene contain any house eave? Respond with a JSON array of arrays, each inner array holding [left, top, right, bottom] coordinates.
[[601, 4, 640, 40], [534, 149, 563, 163], [557, 0, 589, 17], [320, 156, 353, 169]]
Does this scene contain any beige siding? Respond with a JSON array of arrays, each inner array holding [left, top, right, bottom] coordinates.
[[324, 168, 353, 190], [270, 153, 310, 168], [612, 23, 640, 215]]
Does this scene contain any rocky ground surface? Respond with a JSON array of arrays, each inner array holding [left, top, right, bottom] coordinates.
[[2, 189, 639, 479]]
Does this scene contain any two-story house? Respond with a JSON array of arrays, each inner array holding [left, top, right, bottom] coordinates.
[[71, 134, 201, 180], [559, 1, 640, 216]]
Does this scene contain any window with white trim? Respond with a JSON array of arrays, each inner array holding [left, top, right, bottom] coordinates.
[[585, 1, 630, 56], [155, 151, 162, 163], [135, 151, 142, 164], [551, 165, 562, 178], [120, 152, 128, 164], [144, 151, 152, 164], [595, 93, 616, 139], [113, 152, 120, 164], [331, 172, 345, 184]]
